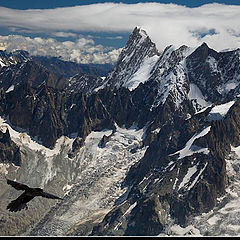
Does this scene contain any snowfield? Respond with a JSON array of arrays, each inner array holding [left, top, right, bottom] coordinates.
[[123, 55, 159, 91], [169, 126, 211, 159], [207, 100, 235, 121], [0, 116, 147, 236]]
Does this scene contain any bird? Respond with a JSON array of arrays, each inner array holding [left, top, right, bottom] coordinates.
[[6, 178, 63, 212]]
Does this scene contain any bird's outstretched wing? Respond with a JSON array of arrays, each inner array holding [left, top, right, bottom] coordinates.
[[6, 178, 30, 191], [41, 191, 63, 200], [7, 192, 34, 212]]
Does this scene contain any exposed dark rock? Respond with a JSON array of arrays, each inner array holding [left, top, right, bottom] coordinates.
[[0, 60, 66, 92], [4, 82, 67, 148], [33, 55, 113, 78], [99, 134, 111, 148], [0, 128, 21, 166], [124, 196, 166, 236], [0, 88, 6, 115], [68, 137, 85, 159], [65, 73, 106, 96]]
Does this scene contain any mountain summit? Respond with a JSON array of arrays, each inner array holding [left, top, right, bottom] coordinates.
[[105, 27, 160, 90]]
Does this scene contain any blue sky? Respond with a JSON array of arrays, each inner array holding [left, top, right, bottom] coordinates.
[[0, 1, 239, 64], [0, 0, 240, 9]]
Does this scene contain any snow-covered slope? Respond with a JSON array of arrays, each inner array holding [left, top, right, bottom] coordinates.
[[148, 45, 196, 109], [0, 116, 147, 236]]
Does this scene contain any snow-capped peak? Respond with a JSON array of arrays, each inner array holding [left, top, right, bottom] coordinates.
[[136, 26, 148, 38], [104, 27, 160, 90]]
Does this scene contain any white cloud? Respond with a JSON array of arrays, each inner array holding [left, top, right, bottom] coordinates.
[[105, 36, 123, 40], [0, 3, 239, 53], [51, 32, 78, 38], [0, 35, 121, 64]]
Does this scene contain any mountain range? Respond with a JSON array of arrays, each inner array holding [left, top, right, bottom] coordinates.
[[0, 27, 240, 236]]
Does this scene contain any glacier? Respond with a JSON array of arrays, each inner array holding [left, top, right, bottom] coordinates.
[[0, 116, 147, 236]]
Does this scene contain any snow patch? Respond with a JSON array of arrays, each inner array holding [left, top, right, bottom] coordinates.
[[225, 82, 238, 91], [0, 163, 10, 175], [188, 83, 212, 112], [207, 100, 235, 121], [6, 85, 14, 93], [168, 224, 201, 236], [169, 126, 211, 159], [178, 165, 198, 190], [63, 184, 74, 196], [231, 145, 240, 158], [114, 202, 137, 231], [207, 215, 220, 225], [0, 59, 6, 67], [187, 162, 208, 191], [124, 55, 159, 91], [206, 56, 219, 73], [152, 128, 161, 134]]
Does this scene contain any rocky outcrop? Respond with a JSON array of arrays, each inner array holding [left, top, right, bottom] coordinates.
[[186, 43, 240, 103], [66, 73, 106, 96], [68, 137, 85, 158], [33, 55, 113, 78], [0, 60, 66, 92], [0, 88, 6, 115], [3, 82, 67, 148], [0, 128, 21, 166], [0, 50, 30, 71]]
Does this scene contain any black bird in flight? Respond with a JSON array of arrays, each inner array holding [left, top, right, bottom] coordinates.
[[6, 178, 63, 212]]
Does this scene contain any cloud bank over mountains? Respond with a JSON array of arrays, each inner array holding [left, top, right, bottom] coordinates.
[[0, 34, 121, 64], [0, 2, 239, 63]]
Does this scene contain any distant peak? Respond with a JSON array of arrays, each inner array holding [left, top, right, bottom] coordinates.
[[138, 28, 148, 38], [133, 26, 148, 38], [200, 42, 209, 48], [196, 42, 218, 56]]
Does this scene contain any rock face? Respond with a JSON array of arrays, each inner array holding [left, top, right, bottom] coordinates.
[[0, 128, 21, 166], [33, 55, 113, 78], [186, 43, 240, 103], [0, 51, 114, 148], [66, 74, 106, 96], [1, 27, 240, 236], [0, 60, 66, 92], [0, 50, 30, 71], [105, 27, 160, 90], [0, 50, 113, 78]]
